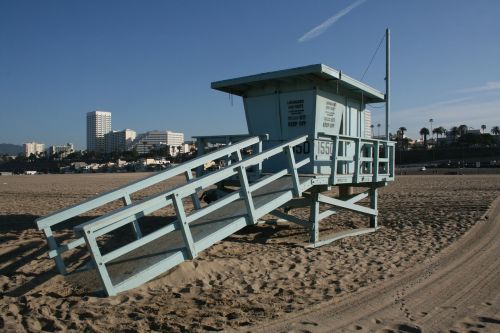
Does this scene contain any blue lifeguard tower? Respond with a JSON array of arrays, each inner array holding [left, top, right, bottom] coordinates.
[[35, 32, 394, 296]]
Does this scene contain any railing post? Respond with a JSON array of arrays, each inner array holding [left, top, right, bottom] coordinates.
[[237, 165, 257, 224], [354, 138, 361, 183], [389, 143, 395, 178], [330, 137, 338, 185], [285, 145, 301, 197], [83, 229, 116, 296], [373, 141, 380, 182], [43, 228, 66, 275], [184, 170, 202, 210], [369, 187, 378, 228], [256, 140, 263, 177], [122, 193, 142, 239], [369, 142, 374, 174], [195, 138, 205, 178], [172, 193, 196, 259]]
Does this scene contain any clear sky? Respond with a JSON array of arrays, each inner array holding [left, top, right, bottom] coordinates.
[[1, 0, 499, 149]]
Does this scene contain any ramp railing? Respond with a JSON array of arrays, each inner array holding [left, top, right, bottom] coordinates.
[[36, 135, 267, 275], [74, 135, 310, 295]]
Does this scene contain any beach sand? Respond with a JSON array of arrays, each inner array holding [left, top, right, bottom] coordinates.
[[0, 173, 499, 332]]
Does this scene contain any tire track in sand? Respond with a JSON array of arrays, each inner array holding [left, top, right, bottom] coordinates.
[[252, 196, 500, 333]]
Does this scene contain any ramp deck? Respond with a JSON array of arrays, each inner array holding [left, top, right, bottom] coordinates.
[[104, 176, 313, 292]]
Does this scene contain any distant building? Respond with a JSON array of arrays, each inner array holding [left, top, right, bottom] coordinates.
[[105, 129, 137, 153], [364, 110, 372, 138], [468, 129, 481, 135], [130, 130, 184, 154], [49, 143, 74, 158], [23, 141, 45, 157], [87, 110, 112, 152]]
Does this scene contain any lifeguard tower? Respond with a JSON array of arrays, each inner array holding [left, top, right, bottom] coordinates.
[[36, 33, 394, 297]]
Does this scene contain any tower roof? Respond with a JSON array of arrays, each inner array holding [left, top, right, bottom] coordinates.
[[211, 64, 385, 103]]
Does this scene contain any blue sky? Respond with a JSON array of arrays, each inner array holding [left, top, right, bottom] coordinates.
[[1, 0, 499, 149]]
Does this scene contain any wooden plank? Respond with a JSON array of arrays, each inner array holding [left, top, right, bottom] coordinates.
[[307, 228, 376, 248], [318, 193, 377, 216]]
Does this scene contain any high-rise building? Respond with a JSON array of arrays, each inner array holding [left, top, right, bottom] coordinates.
[[129, 130, 184, 154], [104, 129, 137, 153], [23, 142, 45, 157], [87, 110, 112, 152]]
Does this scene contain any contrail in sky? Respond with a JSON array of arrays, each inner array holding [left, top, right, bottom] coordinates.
[[298, 0, 367, 42]]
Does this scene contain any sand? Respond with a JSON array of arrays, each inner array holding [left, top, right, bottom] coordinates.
[[0, 173, 499, 332]]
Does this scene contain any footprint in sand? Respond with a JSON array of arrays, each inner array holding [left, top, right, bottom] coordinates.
[[300, 321, 319, 326]]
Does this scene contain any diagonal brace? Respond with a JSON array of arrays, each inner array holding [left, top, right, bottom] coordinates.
[[318, 193, 377, 217]]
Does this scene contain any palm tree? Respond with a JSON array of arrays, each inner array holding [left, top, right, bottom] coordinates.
[[481, 124, 487, 134], [432, 127, 440, 139], [370, 124, 374, 137], [398, 126, 407, 138], [458, 124, 468, 136], [377, 123, 381, 137], [429, 118, 434, 140], [450, 126, 459, 142], [420, 127, 430, 147], [435, 127, 447, 146], [491, 126, 500, 136]]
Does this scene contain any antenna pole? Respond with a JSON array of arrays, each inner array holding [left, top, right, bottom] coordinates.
[[385, 28, 390, 140]]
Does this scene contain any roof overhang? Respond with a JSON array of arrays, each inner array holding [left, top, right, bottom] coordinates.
[[211, 64, 386, 103]]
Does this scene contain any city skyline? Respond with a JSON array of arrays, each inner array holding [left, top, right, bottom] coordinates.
[[1, 1, 500, 149]]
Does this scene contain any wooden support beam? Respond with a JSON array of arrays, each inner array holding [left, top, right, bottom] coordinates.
[[43, 228, 66, 275], [269, 209, 309, 228], [122, 193, 142, 239], [172, 194, 196, 259], [184, 170, 202, 210], [83, 230, 116, 296], [285, 145, 301, 197], [370, 187, 378, 228], [237, 166, 257, 224], [318, 193, 377, 217], [309, 189, 320, 243]]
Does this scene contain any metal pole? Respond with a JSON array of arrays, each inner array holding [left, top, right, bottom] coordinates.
[[385, 28, 390, 140]]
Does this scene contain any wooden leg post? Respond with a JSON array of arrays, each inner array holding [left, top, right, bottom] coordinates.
[[370, 187, 378, 228], [309, 189, 320, 244], [43, 228, 67, 275]]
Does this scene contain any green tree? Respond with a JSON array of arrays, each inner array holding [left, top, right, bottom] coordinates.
[[432, 126, 445, 145], [491, 126, 500, 136], [420, 127, 430, 147], [458, 124, 468, 136], [450, 126, 459, 142]]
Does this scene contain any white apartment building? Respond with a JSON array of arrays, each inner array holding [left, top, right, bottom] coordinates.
[[364, 110, 372, 138], [23, 142, 45, 157], [105, 129, 137, 153], [49, 143, 75, 158], [130, 130, 184, 154], [87, 110, 112, 152]]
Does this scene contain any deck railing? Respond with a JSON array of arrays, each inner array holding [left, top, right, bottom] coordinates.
[[317, 133, 395, 185]]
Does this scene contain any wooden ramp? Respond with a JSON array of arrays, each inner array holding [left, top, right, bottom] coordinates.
[[104, 176, 313, 293], [36, 133, 393, 296]]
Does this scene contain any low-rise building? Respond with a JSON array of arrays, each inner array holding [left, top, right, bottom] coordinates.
[[129, 130, 184, 154], [105, 129, 137, 153], [49, 143, 74, 158]]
